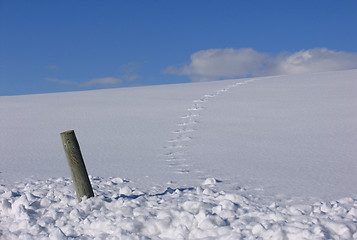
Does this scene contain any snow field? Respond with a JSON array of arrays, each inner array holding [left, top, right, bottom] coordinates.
[[1, 177, 356, 239], [162, 79, 261, 176], [1, 69, 357, 239]]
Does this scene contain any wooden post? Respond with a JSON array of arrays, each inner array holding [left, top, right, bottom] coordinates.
[[60, 130, 94, 202]]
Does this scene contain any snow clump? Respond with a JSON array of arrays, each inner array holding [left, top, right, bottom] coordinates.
[[1, 176, 356, 239]]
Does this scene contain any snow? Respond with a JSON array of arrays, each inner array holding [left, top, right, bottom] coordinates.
[[1, 177, 357, 239], [1, 69, 357, 239]]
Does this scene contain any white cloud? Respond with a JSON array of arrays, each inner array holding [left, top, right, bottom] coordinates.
[[45, 77, 122, 87], [261, 48, 357, 76], [166, 48, 357, 81], [118, 62, 140, 82], [81, 77, 122, 87], [45, 77, 77, 85], [46, 62, 140, 88], [166, 48, 268, 81]]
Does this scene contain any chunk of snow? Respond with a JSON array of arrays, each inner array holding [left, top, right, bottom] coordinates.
[[202, 178, 218, 185]]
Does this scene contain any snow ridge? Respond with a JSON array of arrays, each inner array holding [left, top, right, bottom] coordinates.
[[1, 176, 356, 239], [163, 78, 259, 175]]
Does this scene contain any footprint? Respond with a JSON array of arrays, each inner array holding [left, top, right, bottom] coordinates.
[[176, 168, 190, 174], [168, 136, 192, 143], [181, 114, 199, 119], [163, 78, 260, 178], [188, 104, 203, 111], [173, 128, 195, 134], [164, 144, 184, 150], [193, 98, 208, 103], [177, 120, 198, 126]]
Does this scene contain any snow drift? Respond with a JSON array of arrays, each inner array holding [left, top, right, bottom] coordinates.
[[1, 69, 357, 239]]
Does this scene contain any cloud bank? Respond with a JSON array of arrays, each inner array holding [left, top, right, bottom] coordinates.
[[166, 48, 357, 81], [46, 62, 139, 88], [166, 48, 268, 81], [46, 77, 122, 87]]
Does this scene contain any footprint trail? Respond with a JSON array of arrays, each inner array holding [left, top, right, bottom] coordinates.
[[162, 78, 263, 176]]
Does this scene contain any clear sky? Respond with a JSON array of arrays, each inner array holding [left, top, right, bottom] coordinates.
[[1, 0, 357, 96]]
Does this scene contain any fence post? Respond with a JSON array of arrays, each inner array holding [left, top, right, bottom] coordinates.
[[60, 130, 94, 202]]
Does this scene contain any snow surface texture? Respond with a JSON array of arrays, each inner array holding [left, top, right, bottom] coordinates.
[[1, 177, 356, 239], [1, 70, 357, 239]]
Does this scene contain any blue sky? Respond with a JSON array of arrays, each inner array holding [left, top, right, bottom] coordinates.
[[1, 0, 357, 96]]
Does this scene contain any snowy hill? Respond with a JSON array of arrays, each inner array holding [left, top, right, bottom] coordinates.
[[1, 70, 357, 239]]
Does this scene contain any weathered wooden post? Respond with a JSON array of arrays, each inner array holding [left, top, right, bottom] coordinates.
[[60, 130, 94, 202]]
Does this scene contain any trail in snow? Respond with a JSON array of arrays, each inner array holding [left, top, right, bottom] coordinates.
[[1, 70, 357, 239], [162, 78, 261, 177]]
